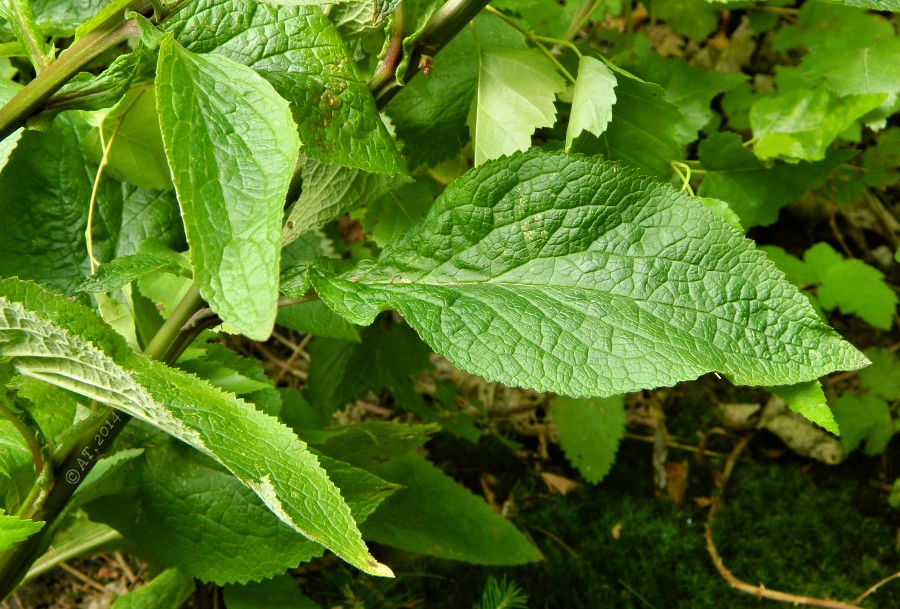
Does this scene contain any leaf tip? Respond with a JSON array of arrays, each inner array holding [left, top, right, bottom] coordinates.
[[368, 561, 395, 578]]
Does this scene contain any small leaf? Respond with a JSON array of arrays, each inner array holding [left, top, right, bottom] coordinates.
[[0, 509, 43, 552], [76, 253, 183, 293], [469, 47, 566, 165], [361, 454, 542, 564], [804, 242, 898, 330], [771, 381, 838, 435], [156, 35, 299, 340], [565, 56, 616, 150], [552, 395, 625, 484], [831, 393, 893, 456], [311, 150, 868, 398], [110, 568, 194, 609]]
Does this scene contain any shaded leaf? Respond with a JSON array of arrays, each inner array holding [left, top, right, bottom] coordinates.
[[831, 393, 893, 456], [361, 454, 542, 564], [566, 56, 616, 150], [858, 348, 900, 402], [110, 568, 194, 609]]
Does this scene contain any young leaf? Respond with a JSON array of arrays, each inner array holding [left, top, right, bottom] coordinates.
[[310, 150, 868, 398], [750, 87, 885, 162], [163, 0, 404, 175], [156, 35, 299, 341], [277, 300, 360, 342], [0, 278, 390, 576], [552, 395, 625, 484], [470, 47, 566, 165], [361, 454, 542, 564], [565, 56, 616, 151], [76, 253, 184, 294], [109, 568, 194, 609], [771, 381, 838, 435], [804, 242, 898, 330], [698, 132, 854, 227], [0, 510, 43, 552]]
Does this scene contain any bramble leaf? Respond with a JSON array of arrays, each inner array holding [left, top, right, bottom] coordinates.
[[156, 35, 298, 341], [552, 395, 625, 484], [469, 47, 566, 165], [858, 348, 900, 402], [311, 150, 868, 398], [0, 277, 390, 577], [566, 56, 616, 150]]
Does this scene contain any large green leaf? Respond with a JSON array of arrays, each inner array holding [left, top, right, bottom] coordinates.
[[163, 0, 404, 175], [156, 36, 298, 341], [469, 47, 566, 165], [361, 453, 542, 564], [310, 150, 868, 398], [0, 278, 390, 576], [224, 574, 320, 609]]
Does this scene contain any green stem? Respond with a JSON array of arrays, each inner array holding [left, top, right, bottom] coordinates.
[[372, 0, 492, 108], [0, 17, 138, 142], [0, 396, 44, 482], [0, 284, 206, 600]]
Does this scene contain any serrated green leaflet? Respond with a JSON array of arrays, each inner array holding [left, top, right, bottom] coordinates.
[[552, 395, 624, 484], [310, 150, 868, 398], [469, 47, 566, 165], [109, 568, 194, 609], [858, 348, 900, 401], [771, 381, 838, 435], [156, 35, 298, 341], [0, 510, 43, 552], [76, 253, 183, 293], [566, 56, 616, 151], [361, 453, 542, 564], [163, 0, 404, 175], [0, 277, 390, 576]]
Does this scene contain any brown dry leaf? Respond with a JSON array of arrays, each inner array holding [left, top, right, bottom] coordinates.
[[480, 473, 502, 512], [665, 460, 689, 504], [541, 472, 582, 496]]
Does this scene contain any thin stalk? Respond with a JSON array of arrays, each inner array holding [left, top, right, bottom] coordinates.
[[484, 6, 576, 84], [0, 17, 138, 142]]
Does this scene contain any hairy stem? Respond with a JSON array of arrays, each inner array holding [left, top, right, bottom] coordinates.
[[0, 16, 138, 142]]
